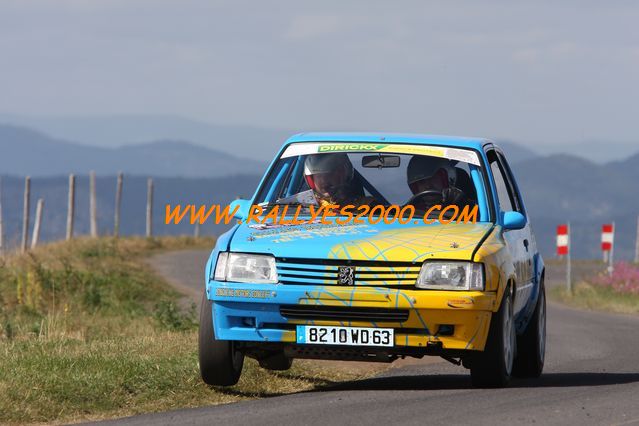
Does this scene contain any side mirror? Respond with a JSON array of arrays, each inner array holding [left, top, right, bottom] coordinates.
[[502, 211, 526, 230], [229, 199, 251, 220]]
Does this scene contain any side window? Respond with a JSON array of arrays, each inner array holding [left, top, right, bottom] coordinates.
[[496, 152, 524, 214], [254, 157, 296, 203], [487, 150, 515, 212]]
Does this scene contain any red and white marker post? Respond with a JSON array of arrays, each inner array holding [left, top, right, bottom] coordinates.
[[601, 223, 615, 276], [557, 223, 571, 292]]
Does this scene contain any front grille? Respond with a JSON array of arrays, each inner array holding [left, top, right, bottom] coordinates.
[[276, 257, 420, 287], [280, 304, 409, 323]]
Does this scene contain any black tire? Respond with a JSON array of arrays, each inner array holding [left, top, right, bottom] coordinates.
[[259, 352, 293, 371], [470, 285, 515, 388], [198, 292, 244, 386], [513, 279, 546, 378]]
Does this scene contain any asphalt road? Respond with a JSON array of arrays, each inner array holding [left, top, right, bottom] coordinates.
[[103, 250, 639, 426]]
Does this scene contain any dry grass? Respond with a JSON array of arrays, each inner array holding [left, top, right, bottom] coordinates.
[[0, 333, 370, 425], [0, 237, 375, 425], [550, 282, 639, 315]]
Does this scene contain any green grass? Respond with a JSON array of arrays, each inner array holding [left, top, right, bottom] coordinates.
[[550, 282, 639, 315], [0, 236, 212, 341], [0, 237, 373, 425], [0, 334, 366, 425]]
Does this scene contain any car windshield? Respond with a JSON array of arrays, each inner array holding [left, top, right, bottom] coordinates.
[[254, 143, 490, 221]]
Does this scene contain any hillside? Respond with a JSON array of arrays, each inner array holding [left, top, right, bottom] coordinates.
[[3, 114, 637, 163], [0, 125, 265, 177], [514, 153, 639, 259], [493, 139, 538, 163], [0, 114, 294, 161], [0, 124, 540, 177]]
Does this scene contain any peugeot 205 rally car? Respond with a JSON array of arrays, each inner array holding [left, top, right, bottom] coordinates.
[[199, 133, 546, 388]]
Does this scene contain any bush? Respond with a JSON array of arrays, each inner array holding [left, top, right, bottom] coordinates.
[[591, 262, 639, 295], [153, 301, 197, 331]]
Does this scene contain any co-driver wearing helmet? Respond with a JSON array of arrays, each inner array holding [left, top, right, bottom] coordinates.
[[406, 155, 470, 212]]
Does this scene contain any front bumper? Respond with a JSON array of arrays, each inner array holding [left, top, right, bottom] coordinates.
[[208, 281, 497, 351]]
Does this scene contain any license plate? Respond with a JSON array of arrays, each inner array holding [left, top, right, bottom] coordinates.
[[296, 325, 394, 347]]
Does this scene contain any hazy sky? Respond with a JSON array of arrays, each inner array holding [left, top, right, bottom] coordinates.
[[1, 0, 638, 147]]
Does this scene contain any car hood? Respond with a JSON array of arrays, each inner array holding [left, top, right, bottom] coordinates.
[[230, 221, 494, 262]]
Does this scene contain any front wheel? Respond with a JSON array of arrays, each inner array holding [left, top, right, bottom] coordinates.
[[470, 285, 516, 388], [198, 292, 244, 386], [513, 279, 546, 378]]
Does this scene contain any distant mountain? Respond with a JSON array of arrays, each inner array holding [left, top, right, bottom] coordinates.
[[0, 124, 266, 177], [514, 153, 639, 260], [0, 114, 294, 161], [0, 123, 541, 178], [3, 113, 636, 163], [0, 114, 546, 163], [494, 140, 538, 163], [543, 141, 639, 164]]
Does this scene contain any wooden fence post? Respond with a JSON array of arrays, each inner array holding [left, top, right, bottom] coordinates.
[[21, 176, 31, 253], [114, 172, 123, 237], [66, 174, 75, 240], [90, 171, 98, 237], [31, 198, 44, 249], [146, 178, 153, 238]]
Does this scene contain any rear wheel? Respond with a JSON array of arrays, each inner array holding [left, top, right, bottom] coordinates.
[[198, 292, 244, 386], [259, 352, 293, 371], [513, 279, 546, 378], [470, 285, 515, 388]]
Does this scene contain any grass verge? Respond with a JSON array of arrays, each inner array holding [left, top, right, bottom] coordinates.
[[550, 282, 639, 315], [0, 237, 374, 425], [0, 334, 369, 425]]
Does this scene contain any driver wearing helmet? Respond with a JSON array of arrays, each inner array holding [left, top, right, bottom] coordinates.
[[304, 153, 376, 207], [406, 155, 469, 211]]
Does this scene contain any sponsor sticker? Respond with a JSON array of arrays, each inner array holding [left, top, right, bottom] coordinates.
[[280, 142, 480, 165]]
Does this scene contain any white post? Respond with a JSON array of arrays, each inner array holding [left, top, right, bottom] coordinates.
[[21, 176, 31, 253], [114, 172, 123, 237], [608, 221, 615, 276], [566, 221, 572, 293], [90, 171, 98, 237], [31, 198, 44, 249], [66, 174, 75, 240], [146, 178, 153, 238]]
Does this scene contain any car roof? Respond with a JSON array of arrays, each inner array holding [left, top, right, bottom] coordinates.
[[285, 132, 492, 151]]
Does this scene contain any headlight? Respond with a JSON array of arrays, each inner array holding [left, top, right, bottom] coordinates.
[[213, 252, 278, 284], [416, 261, 484, 290]]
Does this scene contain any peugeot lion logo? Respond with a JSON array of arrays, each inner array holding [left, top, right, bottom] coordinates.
[[338, 266, 355, 286]]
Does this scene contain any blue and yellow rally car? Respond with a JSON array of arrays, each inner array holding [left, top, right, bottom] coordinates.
[[199, 133, 546, 388]]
